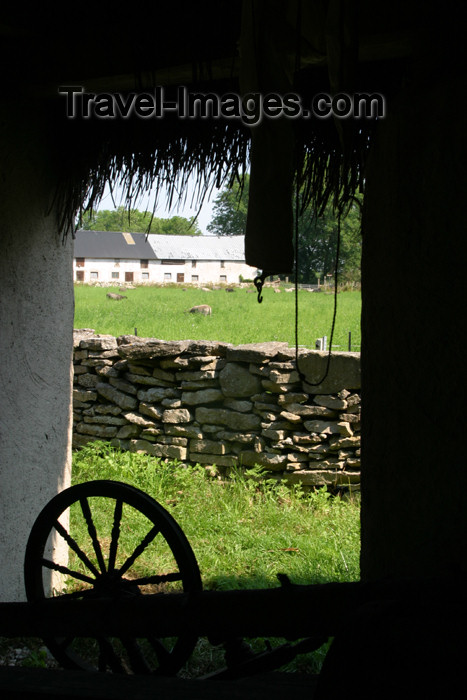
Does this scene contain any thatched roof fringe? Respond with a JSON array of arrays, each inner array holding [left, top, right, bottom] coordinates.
[[55, 119, 251, 235], [54, 108, 371, 238], [295, 121, 371, 220]]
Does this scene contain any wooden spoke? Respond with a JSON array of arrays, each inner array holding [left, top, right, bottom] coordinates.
[[108, 498, 123, 573], [53, 520, 100, 578], [80, 497, 107, 574], [118, 524, 160, 576], [41, 558, 95, 586]]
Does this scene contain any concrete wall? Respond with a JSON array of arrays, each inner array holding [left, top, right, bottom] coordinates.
[[0, 100, 74, 602], [72, 333, 361, 489]]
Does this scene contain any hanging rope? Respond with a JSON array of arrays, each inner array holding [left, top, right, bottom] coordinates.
[[294, 184, 307, 383], [294, 195, 341, 387]]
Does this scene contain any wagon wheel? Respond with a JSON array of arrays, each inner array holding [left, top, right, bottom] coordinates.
[[24, 480, 202, 675]]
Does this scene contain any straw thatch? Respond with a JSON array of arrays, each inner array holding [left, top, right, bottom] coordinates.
[[53, 108, 370, 229], [54, 110, 251, 234], [37, 0, 420, 269], [51, 78, 376, 243]]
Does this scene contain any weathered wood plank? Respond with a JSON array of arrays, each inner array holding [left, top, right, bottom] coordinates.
[[0, 578, 451, 641], [0, 582, 359, 640], [0, 667, 317, 700]]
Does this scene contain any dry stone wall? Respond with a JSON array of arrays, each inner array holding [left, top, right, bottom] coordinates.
[[73, 331, 361, 488]]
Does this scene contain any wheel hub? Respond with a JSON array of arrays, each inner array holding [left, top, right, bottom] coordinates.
[[93, 571, 140, 598]]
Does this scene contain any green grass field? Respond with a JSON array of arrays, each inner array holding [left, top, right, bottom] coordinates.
[[72, 444, 361, 592], [74, 285, 361, 350], [0, 445, 360, 673], [69, 444, 360, 675]]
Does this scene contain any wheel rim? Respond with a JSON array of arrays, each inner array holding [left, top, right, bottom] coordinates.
[[24, 480, 202, 674]]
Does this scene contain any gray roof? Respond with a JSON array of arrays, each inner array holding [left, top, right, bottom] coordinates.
[[74, 230, 246, 262], [74, 230, 155, 259], [147, 234, 246, 261]]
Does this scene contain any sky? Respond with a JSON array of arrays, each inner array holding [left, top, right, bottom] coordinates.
[[97, 176, 219, 235]]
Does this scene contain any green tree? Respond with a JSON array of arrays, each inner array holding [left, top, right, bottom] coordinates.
[[207, 175, 250, 236], [206, 177, 362, 283], [150, 215, 202, 236], [79, 206, 201, 235], [296, 197, 362, 285]]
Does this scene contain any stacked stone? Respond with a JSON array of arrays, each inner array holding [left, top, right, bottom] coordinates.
[[72, 332, 361, 488]]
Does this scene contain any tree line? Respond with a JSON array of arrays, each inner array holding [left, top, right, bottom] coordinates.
[[79, 207, 202, 236]]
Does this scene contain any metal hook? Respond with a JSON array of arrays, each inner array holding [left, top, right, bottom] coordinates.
[[253, 273, 267, 304]]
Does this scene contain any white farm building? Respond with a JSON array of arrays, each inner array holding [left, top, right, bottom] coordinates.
[[73, 230, 258, 285]]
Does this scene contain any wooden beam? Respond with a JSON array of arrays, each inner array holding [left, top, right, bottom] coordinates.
[[1, 667, 317, 700], [0, 578, 451, 641]]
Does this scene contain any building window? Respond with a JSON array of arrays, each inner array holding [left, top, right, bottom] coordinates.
[[76, 257, 85, 268], [191, 275, 199, 282], [161, 259, 185, 265], [140, 259, 149, 269], [192, 260, 197, 268], [220, 261, 225, 268], [220, 275, 227, 282], [76, 270, 84, 282], [142, 272, 149, 280], [164, 272, 172, 281], [112, 271, 120, 279], [90, 271, 98, 280]]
